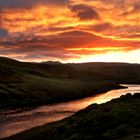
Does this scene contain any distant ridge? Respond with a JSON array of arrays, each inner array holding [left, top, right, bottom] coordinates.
[[0, 57, 19, 62], [41, 61, 62, 65], [0, 57, 137, 65]]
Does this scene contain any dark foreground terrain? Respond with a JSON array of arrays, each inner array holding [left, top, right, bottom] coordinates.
[[0, 57, 140, 109], [3, 93, 140, 140]]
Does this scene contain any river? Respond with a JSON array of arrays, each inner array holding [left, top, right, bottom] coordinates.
[[0, 84, 140, 139]]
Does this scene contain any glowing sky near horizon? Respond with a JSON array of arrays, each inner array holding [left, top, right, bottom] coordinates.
[[0, 0, 140, 63]]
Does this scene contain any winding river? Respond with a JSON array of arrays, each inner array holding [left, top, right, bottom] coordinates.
[[0, 84, 140, 139]]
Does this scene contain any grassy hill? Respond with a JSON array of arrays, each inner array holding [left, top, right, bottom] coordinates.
[[0, 57, 140, 109], [4, 93, 140, 140], [70, 62, 140, 83]]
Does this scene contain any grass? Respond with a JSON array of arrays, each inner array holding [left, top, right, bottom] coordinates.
[[0, 57, 140, 109], [0, 72, 119, 108]]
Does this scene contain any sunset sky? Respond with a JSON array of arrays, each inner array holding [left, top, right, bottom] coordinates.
[[0, 0, 140, 63]]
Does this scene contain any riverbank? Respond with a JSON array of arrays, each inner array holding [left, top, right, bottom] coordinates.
[[1, 58, 140, 139], [3, 93, 140, 140], [1, 57, 139, 109], [0, 81, 123, 110], [2, 84, 136, 139]]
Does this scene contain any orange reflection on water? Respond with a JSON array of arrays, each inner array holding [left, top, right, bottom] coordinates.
[[0, 85, 140, 139]]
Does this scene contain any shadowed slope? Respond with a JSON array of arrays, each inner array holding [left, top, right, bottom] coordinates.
[[0, 57, 140, 109], [4, 93, 140, 140]]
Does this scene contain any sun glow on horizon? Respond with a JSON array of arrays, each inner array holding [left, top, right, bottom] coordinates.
[[67, 47, 127, 51], [65, 49, 140, 64]]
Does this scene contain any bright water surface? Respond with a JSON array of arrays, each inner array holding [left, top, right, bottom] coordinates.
[[0, 84, 140, 139]]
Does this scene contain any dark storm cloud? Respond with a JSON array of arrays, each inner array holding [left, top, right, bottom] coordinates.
[[0, 28, 8, 38], [90, 23, 113, 32], [99, 0, 125, 7], [133, 2, 140, 12], [40, 26, 75, 33], [47, 0, 69, 5], [70, 4, 100, 20], [1, 30, 138, 56], [122, 2, 140, 16], [0, 28, 139, 61], [0, 0, 69, 9], [0, 30, 98, 50], [89, 22, 140, 40]]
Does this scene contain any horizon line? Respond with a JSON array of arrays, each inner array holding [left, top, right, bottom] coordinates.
[[0, 56, 140, 65]]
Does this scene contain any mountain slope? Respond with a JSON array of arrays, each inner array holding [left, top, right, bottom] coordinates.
[[0, 57, 140, 109], [0, 57, 120, 108]]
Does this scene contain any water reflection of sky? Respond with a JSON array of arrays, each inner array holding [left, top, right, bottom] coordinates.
[[0, 85, 140, 139]]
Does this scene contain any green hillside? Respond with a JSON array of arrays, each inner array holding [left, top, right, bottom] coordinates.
[[0, 57, 140, 109]]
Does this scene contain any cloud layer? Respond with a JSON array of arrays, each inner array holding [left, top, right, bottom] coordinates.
[[0, 0, 69, 9], [0, 0, 140, 62]]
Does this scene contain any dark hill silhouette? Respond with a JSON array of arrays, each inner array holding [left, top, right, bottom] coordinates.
[[0, 57, 140, 108]]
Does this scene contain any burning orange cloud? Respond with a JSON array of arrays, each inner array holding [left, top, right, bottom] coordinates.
[[0, 0, 140, 63]]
